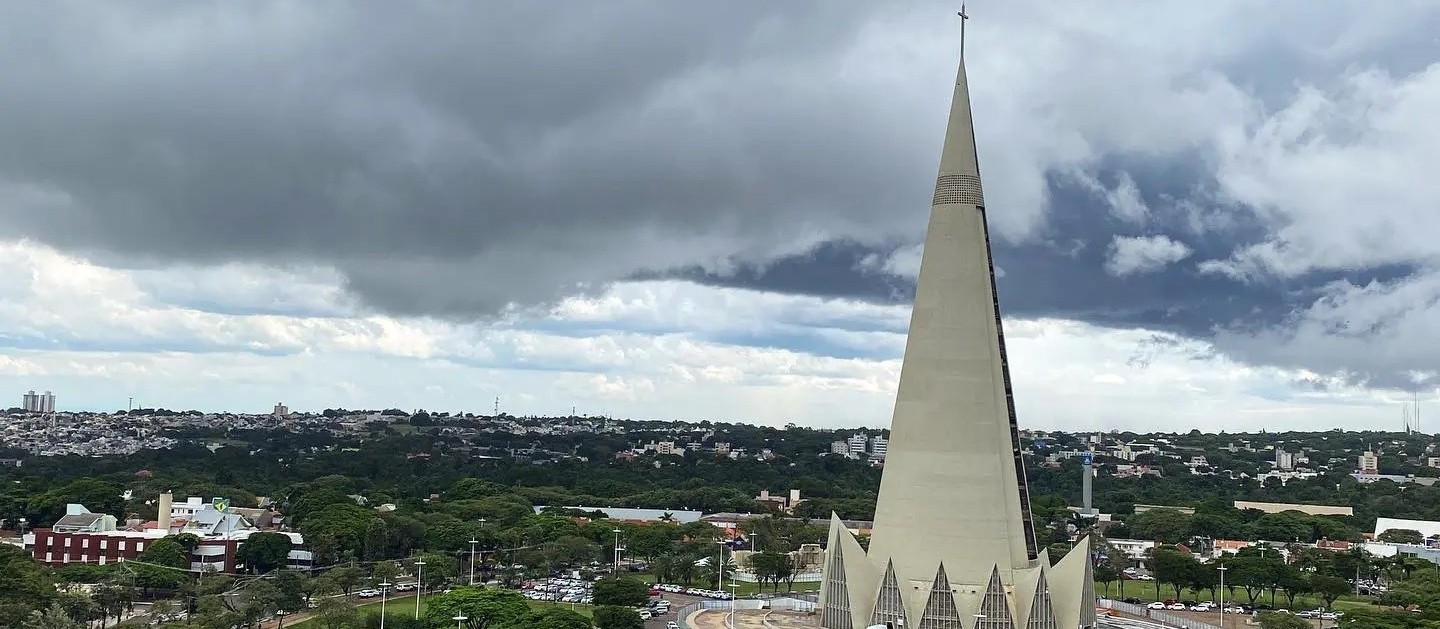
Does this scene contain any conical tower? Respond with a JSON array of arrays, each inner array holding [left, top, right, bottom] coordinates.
[[818, 18, 1094, 629]]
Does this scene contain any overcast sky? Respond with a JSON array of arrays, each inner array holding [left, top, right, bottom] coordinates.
[[2, 1, 1438, 431]]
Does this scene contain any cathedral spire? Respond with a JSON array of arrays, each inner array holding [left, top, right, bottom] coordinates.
[[864, 9, 1036, 590]]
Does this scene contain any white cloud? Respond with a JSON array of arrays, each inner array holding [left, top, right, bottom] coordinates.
[[1210, 64, 1440, 279], [1071, 171, 1150, 223], [1104, 235, 1193, 277], [0, 239, 1415, 431]]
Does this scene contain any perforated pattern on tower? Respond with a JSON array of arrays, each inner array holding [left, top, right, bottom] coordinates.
[[977, 567, 1015, 629], [821, 542, 853, 629], [919, 564, 965, 629], [1026, 572, 1059, 629], [871, 561, 910, 627], [932, 173, 985, 206]]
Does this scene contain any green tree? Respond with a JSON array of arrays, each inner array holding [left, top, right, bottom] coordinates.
[[424, 587, 529, 629], [56, 592, 99, 626], [0, 544, 57, 620], [133, 536, 189, 592], [593, 605, 644, 629], [750, 552, 793, 592], [372, 561, 400, 586], [1152, 547, 1198, 600], [593, 576, 650, 607], [495, 607, 592, 629], [415, 553, 458, 589], [21, 603, 83, 629], [1276, 567, 1310, 608], [1129, 509, 1193, 545], [1378, 529, 1425, 544], [316, 565, 364, 596], [313, 597, 362, 629], [236, 531, 294, 574], [1311, 574, 1351, 609]]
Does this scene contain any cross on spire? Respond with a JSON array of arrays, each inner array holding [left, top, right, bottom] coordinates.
[[959, 4, 970, 58]]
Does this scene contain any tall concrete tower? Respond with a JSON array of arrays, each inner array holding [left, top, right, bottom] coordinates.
[[818, 25, 1095, 629]]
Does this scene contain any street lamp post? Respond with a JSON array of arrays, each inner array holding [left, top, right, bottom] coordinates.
[[1217, 565, 1227, 628], [378, 581, 392, 629], [414, 559, 427, 620], [716, 540, 727, 591], [453, 615, 467, 629], [727, 582, 737, 629], [469, 538, 479, 586], [612, 529, 622, 576], [275, 610, 288, 629], [477, 519, 488, 581]]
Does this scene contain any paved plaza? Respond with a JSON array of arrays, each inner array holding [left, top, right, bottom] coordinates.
[[687, 609, 817, 628]]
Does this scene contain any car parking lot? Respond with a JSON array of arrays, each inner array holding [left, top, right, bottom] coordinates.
[[521, 576, 594, 605]]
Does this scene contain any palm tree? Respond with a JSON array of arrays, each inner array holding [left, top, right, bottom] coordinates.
[[660, 512, 676, 523]]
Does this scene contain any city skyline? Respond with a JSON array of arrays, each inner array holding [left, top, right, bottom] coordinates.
[[2, 2, 1439, 430]]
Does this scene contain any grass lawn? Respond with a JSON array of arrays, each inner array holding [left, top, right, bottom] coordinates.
[[1096, 581, 1376, 612]]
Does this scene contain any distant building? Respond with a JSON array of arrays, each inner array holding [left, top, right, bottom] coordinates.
[[31, 499, 309, 572], [755, 489, 804, 513], [1375, 517, 1440, 540], [869, 435, 888, 460], [1274, 448, 1295, 471], [845, 433, 868, 457], [1359, 450, 1380, 474], [21, 390, 55, 413], [830, 441, 849, 456], [655, 441, 677, 456], [1233, 500, 1353, 517], [272, 403, 289, 418]]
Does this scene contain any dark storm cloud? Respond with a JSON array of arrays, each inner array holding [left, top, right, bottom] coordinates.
[[4, 0, 1440, 391], [676, 163, 1424, 385], [0, 1, 949, 316]]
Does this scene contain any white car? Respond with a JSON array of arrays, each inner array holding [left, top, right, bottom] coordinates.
[[1166, 603, 1186, 611]]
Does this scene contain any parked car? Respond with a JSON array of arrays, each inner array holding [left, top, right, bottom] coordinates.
[[1146, 602, 1166, 610]]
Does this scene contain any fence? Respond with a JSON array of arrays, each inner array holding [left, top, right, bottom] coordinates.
[[675, 597, 818, 629], [1098, 599, 1222, 629], [675, 599, 729, 629]]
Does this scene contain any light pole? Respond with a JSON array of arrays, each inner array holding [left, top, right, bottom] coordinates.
[[727, 582, 737, 629], [414, 559, 427, 620], [477, 519, 488, 580], [716, 540, 727, 591], [378, 581, 392, 629], [453, 615, 467, 629], [275, 610, 289, 629], [1217, 565, 1227, 628], [469, 538, 479, 586], [612, 529, 622, 576]]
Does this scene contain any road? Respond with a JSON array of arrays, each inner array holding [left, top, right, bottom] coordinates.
[[644, 592, 706, 628]]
